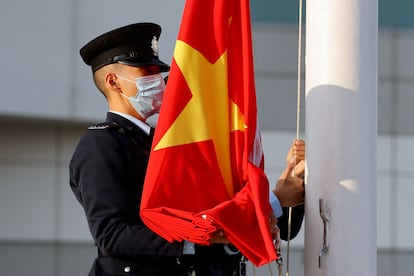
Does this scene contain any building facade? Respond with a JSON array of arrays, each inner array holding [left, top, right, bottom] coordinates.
[[0, 0, 413, 275]]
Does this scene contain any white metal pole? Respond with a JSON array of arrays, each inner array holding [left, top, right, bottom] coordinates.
[[304, 0, 378, 275]]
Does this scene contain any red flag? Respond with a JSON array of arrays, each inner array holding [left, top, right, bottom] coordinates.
[[140, 0, 276, 266]]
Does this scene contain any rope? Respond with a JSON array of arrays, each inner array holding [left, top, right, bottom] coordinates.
[[296, 0, 303, 142], [286, 0, 304, 275], [286, 207, 293, 276]]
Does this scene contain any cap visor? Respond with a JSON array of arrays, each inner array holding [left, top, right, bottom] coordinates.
[[118, 58, 170, 72]]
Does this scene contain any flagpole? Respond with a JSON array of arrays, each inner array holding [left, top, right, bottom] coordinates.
[[304, 0, 378, 275]]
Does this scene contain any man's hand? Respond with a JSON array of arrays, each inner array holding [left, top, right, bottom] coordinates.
[[209, 230, 229, 244], [273, 159, 304, 207], [285, 139, 305, 178]]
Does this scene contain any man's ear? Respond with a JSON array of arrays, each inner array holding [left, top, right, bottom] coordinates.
[[106, 73, 121, 91]]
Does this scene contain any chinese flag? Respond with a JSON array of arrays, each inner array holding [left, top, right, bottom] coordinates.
[[140, 0, 276, 266]]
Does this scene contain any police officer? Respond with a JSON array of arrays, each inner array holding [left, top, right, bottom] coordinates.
[[70, 22, 305, 276]]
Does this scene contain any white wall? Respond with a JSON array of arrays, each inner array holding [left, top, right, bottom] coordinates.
[[0, 0, 185, 121]]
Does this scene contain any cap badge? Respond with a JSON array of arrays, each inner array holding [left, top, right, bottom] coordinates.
[[151, 36, 159, 57]]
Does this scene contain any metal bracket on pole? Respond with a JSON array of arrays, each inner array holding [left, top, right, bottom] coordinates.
[[318, 198, 330, 268]]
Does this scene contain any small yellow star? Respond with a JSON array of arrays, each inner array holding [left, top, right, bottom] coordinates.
[[154, 40, 245, 197]]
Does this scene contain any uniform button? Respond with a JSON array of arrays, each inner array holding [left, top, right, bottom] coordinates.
[[124, 266, 131, 273]]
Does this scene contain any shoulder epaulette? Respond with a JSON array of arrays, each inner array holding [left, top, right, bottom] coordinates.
[[88, 122, 120, 130]]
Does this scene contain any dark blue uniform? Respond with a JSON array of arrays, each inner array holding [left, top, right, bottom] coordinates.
[[70, 112, 184, 274]]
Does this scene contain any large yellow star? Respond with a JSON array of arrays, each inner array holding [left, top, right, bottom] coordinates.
[[154, 40, 246, 197]]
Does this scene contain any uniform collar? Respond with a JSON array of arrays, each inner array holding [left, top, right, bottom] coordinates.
[[109, 111, 151, 135]]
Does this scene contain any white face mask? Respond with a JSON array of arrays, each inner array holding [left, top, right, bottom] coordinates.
[[117, 73, 166, 119]]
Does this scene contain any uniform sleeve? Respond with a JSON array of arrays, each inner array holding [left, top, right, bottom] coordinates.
[[277, 205, 305, 241], [269, 191, 283, 218], [69, 129, 182, 257]]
